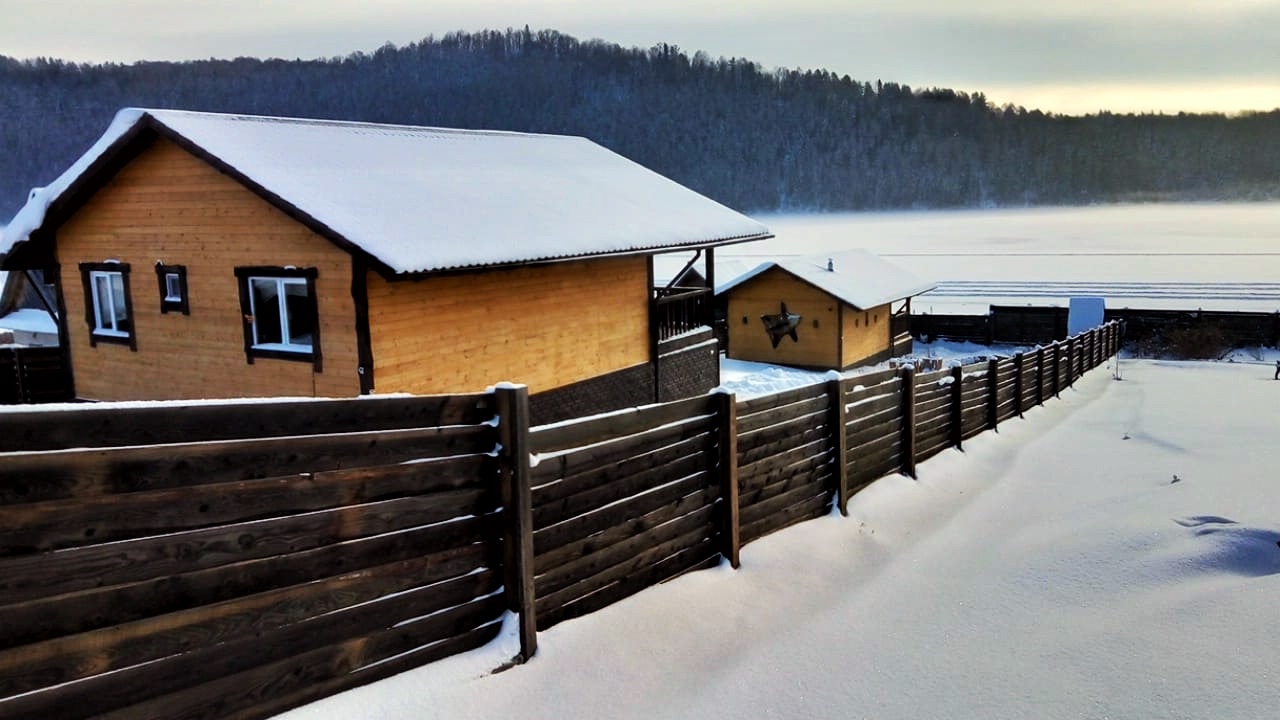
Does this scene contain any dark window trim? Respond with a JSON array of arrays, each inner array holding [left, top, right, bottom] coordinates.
[[233, 266, 322, 372], [78, 261, 137, 351], [154, 263, 190, 315]]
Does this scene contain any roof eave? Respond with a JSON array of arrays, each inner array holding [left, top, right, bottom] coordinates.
[[385, 232, 774, 280]]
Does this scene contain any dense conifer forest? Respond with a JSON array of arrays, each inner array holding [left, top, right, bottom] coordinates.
[[2, 27, 1279, 221]]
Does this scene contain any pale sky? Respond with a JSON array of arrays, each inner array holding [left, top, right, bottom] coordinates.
[[2, 0, 1278, 116]]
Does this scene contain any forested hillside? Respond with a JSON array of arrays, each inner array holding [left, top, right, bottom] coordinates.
[[3, 28, 1279, 221]]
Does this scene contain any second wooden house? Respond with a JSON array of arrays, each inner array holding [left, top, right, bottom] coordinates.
[[718, 250, 935, 370]]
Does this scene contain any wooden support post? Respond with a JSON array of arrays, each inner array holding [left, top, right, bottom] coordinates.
[[714, 389, 741, 569], [1036, 349, 1046, 406], [1013, 351, 1024, 419], [494, 384, 537, 663], [950, 365, 964, 450], [828, 377, 851, 516], [1054, 343, 1061, 393], [900, 366, 917, 478], [1066, 337, 1075, 386], [987, 357, 1000, 431]]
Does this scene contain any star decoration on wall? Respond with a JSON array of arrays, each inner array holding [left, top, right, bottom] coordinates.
[[761, 301, 802, 348]]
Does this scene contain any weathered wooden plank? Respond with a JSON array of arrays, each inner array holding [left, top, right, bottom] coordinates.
[[535, 502, 716, 598], [915, 393, 951, 417], [846, 390, 901, 417], [845, 420, 901, 458], [530, 416, 713, 486], [850, 449, 901, 487], [845, 401, 902, 436], [538, 536, 717, 630], [533, 472, 711, 557], [737, 421, 828, 467], [740, 463, 832, 520], [844, 377, 901, 406], [0, 454, 490, 556], [98, 620, 502, 720], [737, 407, 828, 455], [535, 485, 719, 575], [736, 394, 829, 435], [532, 433, 712, 508], [0, 571, 504, 720], [0, 513, 496, 651], [0, 489, 497, 606], [0, 425, 496, 506], [916, 405, 952, 429], [0, 543, 492, 697], [532, 453, 711, 529], [740, 490, 831, 545], [535, 523, 713, 620], [916, 433, 952, 462], [960, 395, 988, 414], [736, 382, 827, 416], [961, 384, 987, 403], [529, 394, 716, 455], [916, 423, 950, 452], [739, 442, 832, 493], [0, 393, 495, 453]]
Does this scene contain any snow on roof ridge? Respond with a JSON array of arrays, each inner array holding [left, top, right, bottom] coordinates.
[[138, 107, 586, 142], [3, 107, 770, 274]]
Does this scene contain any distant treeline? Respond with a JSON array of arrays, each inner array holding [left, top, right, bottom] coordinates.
[[3, 27, 1280, 221]]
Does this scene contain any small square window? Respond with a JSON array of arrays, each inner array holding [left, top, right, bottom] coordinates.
[[155, 263, 189, 315]]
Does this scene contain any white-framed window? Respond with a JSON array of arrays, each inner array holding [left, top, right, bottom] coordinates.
[[79, 261, 136, 349], [248, 276, 313, 351], [164, 273, 182, 301], [155, 263, 189, 315], [235, 266, 322, 371]]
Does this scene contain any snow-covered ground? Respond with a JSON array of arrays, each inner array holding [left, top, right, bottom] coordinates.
[[277, 356, 1280, 720]]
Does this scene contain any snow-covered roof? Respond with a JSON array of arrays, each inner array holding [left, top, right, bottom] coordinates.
[[1, 109, 771, 274], [0, 307, 57, 334], [717, 250, 936, 309]]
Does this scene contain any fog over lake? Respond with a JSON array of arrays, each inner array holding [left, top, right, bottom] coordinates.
[[735, 202, 1280, 313]]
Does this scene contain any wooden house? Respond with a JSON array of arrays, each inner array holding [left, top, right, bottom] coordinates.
[[718, 250, 935, 370], [0, 109, 769, 418]]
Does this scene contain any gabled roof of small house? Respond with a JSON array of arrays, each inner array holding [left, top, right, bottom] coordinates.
[[1, 108, 771, 275], [717, 250, 936, 310]]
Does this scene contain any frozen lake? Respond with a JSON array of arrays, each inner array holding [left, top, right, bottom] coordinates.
[[719, 202, 1280, 313]]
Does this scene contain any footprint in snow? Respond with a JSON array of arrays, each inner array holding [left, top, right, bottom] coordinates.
[[1172, 516, 1280, 577]]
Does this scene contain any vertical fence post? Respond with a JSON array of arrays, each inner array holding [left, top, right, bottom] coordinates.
[[1036, 349, 1046, 406], [714, 389, 740, 569], [828, 377, 851, 516], [950, 365, 964, 450], [1052, 342, 1061, 398], [494, 384, 537, 663], [1013, 351, 1024, 419], [987, 357, 1000, 431], [1066, 337, 1075, 386], [900, 366, 917, 478]]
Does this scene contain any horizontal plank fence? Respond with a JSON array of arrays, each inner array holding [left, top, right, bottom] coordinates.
[[736, 382, 836, 544], [527, 393, 726, 628], [0, 321, 1121, 719], [0, 393, 507, 720]]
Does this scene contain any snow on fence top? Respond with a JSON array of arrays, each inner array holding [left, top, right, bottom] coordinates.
[[1, 108, 771, 274]]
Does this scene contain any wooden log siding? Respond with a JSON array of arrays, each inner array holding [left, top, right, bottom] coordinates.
[[528, 395, 722, 629], [735, 382, 834, 545], [0, 398, 504, 720]]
